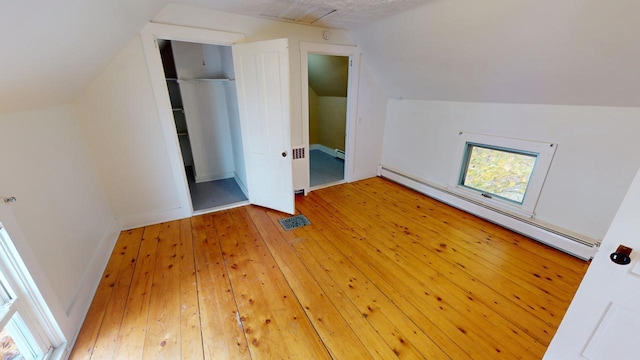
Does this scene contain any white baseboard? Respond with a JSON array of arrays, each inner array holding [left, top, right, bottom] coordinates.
[[195, 170, 235, 184], [64, 218, 120, 334], [379, 165, 598, 260], [117, 207, 187, 230], [310, 144, 337, 157]]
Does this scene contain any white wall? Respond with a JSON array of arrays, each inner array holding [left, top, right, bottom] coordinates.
[[180, 81, 235, 182], [350, 59, 386, 181], [72, 4, 385, 224], [153, 4, 355, 148], [0, 105, 117, 341], [220, 46, 235, 80], [74, 37, 182, 229], [350, 0, 640, 108], [224, 82, 248, 195], [381, 99, 640, 241], [173, 41, 236, 183], [154, 4, 387, 185]]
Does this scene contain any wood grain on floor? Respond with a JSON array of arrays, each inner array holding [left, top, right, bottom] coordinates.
[[70, 177, 589, 359]]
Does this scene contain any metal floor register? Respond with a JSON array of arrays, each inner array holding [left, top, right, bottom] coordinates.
[[278, 214, 311, 231]]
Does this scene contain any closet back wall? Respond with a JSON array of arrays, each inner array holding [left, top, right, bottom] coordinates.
[[172, 41, 239, 184]]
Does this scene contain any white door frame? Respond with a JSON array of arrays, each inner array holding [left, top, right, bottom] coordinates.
[[139, 23, 245, 217], [300, 42, 361, 195]]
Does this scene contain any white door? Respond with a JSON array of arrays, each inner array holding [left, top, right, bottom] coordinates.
[[544, 167, 640, 359], [232, 38, 294, 214]]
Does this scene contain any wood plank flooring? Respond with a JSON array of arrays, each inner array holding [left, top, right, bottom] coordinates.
[[70, 177, 589, 359]]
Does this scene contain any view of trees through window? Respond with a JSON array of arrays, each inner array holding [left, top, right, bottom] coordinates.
[[461, 144, 537, 203]]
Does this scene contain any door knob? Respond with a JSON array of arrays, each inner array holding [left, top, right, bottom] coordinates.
[[3, 197, 16, 203], [282, 151, 288, 157]]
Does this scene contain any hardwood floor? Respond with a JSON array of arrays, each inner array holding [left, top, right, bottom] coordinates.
[[70, 177, 589, 359]]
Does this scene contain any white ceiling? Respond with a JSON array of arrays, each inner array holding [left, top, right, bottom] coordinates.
[[0, 0, 167, 114], [352, 0, 640, 107], [0, 0, 428, 114], [173, 0, 430, 29]]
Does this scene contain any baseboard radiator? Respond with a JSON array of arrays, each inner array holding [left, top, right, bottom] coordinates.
[[378, 165, 599, 260]]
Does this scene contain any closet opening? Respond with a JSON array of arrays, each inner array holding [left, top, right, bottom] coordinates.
[[158, 39, 248, 212], [307, 54, 349, 188]]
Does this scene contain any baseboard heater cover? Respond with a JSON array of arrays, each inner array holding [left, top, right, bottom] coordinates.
[[378, 165, 598, 260]]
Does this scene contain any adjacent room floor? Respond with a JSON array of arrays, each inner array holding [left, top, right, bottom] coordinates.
[[185, 166, 247, 211], [71, 177, 589, 359], [310, 149, 344, 187]]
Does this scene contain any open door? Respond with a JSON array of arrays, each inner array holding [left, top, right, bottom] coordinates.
[[232, 38, 295, 214]]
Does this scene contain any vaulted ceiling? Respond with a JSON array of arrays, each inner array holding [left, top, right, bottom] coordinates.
[[0, 0, 429, 114], [308, 54, 349, 97], [0, 0, 167, 114], [2, 0, 639, 114], [351, 0, 640, 107]]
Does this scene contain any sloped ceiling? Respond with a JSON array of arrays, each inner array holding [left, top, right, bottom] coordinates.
[[1, 0, 430, 115], [351, 0, 640, 107], [0, 0, 168, 114], [5, 0, 637, 115], [308, 54, 349, 97]]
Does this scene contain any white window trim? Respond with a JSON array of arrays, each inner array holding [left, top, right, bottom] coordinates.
[[448, 132, 557, 218], [0, 222, 66, 359]]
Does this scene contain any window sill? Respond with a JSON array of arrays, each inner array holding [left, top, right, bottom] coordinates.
[[447, 184, 536, 218]]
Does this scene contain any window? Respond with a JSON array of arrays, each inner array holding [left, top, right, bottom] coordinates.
[[460, 144, 537, 204], [0, 223, 65, 360], [450, 133, 557, 216]]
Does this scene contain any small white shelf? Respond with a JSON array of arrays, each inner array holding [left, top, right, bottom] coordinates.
[[177, 78, 232, 84]]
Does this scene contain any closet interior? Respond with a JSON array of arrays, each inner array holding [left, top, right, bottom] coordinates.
[[159, 39, 248, 212]]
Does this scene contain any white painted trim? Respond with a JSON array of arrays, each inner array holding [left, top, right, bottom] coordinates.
[[117, 207, 186, 230], [195, 171, 235, 184], [141, 22, 245, 46], [309, 143, 335, 157], [139, 22, 246, 218], [310, 143, 346, 160], [192, 200, 250, 216], [300, 42, 361, 196], [65, 219, 120, 326], [0, 216, 67, 358], [448, 132, 557, 217], [379, 165, 598, 260], [310, 179, 346, 192]]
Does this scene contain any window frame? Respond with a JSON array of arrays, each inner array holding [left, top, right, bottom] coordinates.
[[0, 222, 66, 359], [449, 132, 557, 217]]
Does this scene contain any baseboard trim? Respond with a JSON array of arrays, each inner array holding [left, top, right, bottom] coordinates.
[[310, 144, 336, 157], [64, 218, 120, 332], [117, 207, 187, 230], [378, 165, 598, 260], [195, 171, 235, 184]]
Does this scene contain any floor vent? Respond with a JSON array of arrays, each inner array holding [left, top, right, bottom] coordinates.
[[293, 147, 305, 159], [278, 214, 311, 231]]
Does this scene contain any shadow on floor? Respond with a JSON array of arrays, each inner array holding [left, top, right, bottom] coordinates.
[[186, 167, 248, 211]]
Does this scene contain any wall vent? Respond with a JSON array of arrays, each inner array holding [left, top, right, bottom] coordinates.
[[293, 147, 305, 159]]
